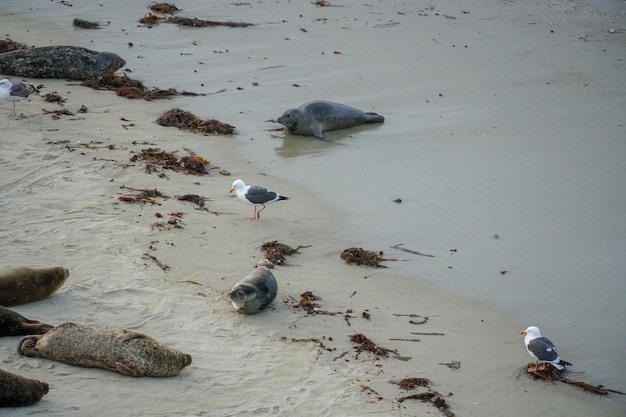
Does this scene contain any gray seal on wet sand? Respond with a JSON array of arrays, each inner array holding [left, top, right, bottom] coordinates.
[[228, 261, 278, 314], [277, 100, 384, 139], [0, 368, 49, 407], [0, 46, 126, 80], [18, 322, 192, 377], [0, 305, 53, 337]]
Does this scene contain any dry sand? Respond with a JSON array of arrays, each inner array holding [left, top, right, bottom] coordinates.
[[1, 1, 625, 416]]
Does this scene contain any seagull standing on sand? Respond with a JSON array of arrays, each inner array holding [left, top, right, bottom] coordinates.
[[520, 326, 572, 371], [229, 179, 288, 220], [0, 79, 43, 115]]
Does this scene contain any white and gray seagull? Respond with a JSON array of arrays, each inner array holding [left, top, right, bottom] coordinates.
[[0, 78, 44, 115], [520, 326, 572, 371], [229, 179, 288, 220]]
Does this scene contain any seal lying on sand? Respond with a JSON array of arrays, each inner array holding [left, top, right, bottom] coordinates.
[[0, 266, 69, 307], [0, 305, 53, 337], [228, 261, 278, 314], [0, 46, 126, 80], [0, 368, 49, 407], [277, 100, 384, 139], [18, 322, 192, 377]]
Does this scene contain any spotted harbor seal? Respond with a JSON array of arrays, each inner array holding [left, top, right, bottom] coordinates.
[[228, 261, 278, 314], [0, 305, 53, 337], [277, 100, 384, 139], [0, 266, 69, 307], [0, 79, 44, 115], [0, 46, 126, 80], [0, 368, 49, 407], [229, 179, 289, 220], [18, 322, 192, 377]]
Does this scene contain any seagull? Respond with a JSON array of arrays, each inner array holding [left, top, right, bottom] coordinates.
[[0, 79, 44, 115], [520, 326, 572, 371], [229, 179, 288, 220]]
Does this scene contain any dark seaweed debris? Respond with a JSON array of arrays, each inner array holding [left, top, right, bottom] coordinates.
[[340, 247, 387, 268], [0, 38, 29, 53], [42, 91, 66, 105], [260, 240, 311, 266], [118, 186, 168, 204], [82, 73, 201, 101], [397, 391, 455, 417], [349, 333, 398, 358], [130, 148, 210, 175], [73, 18, 101, 29], [392, 377, 431, 390], [177, 194, 207, 209], [156, 108, 236, 135], [150, 2, 181, 13], [166, 16, 254, 28], [521, 363, 626, 396]]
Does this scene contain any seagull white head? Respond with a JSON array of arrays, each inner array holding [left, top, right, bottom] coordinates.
[[520, 326, 541, 338]]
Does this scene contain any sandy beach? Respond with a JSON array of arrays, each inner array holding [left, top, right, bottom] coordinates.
[[1, 1, 625, 416]]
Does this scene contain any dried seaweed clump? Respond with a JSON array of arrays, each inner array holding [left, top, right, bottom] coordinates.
[[260, 240, 310, 266], [0, 38, 30, 53], [150, 2, 181, 13], [349, 333, 397, 358], [118, 186, 167, 204], [156, 108, 236, 135], [130, 148, 210, 175], [392, 378, 431, 390], [73, 18, 101, 29], [340, 247, 387, 268], [295, 291, 322, 314], [43, 91, 66, 104]]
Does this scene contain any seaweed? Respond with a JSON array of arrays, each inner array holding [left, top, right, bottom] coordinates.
[[150, 2, 181, 13], [156, 108, 236, 135], [349, 333, 398, 358], [521, 363, 626, 396], [260, 240, 310, 266], [176, 194, 207, 209], [166, 16, 254, 28], [117, 186, 168, 204], [42, 91, 66, 105], [397, 391, 455, 417], [73, 18, 101, 29], [129, 147, 210, 175], [392, 377, 431, 390], [0, 38, 30, 53], [340, 247, 387, 268]]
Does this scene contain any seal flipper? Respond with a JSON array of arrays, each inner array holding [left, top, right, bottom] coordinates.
[[17, 336, 42, 356], [115, 362, 141, 377], [310, 122, 325, 139], [364, 112, 384, 123]]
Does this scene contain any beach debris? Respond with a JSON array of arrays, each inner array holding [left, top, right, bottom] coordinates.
[[393, 313, 429, 325], [392, 377, 431, 390], [282, 336, 335, 353], [73, 18, 101, 29], [340, 247, 388, 268], [439, 361, 461, 370], [397, 391, 455, 417], [359, 384, 384, 401], [391, 243, 435, 257], [260, 240, 311, 266], [143, 253, 170, 271], [156, 108, 236, 135], [150, 2, 181, 13], [42, 91, 66, 105], [349, 333, 398, 358], [0, 46, 125, 80], [0, 38, 29, 53], [166, 16, 254, 28], [117, 185, 168, 204], [130, 147, 211, 176], [82, 74, 206, 101], [176, 194, 207, 209], [389, 338, 421, 342], [139, 13, 163, 26], [521, 363, 626, 396], [295, 291, 322, 314]]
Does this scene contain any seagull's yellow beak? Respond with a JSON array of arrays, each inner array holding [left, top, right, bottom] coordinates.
[[520, 330, 527, 335], [229, 187, 235, 193]]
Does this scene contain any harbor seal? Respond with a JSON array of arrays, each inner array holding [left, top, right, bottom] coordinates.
[[0, 305, 53, 337], [0, 368, 49, 407], [277, 100, 384, 139], [0, 266, 69, 307], [18, 322, 192, 377], [0, 46, 126, 80], [228, 261, 278, 314]]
